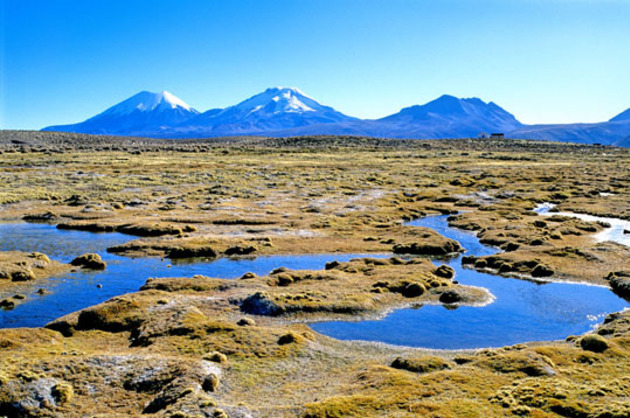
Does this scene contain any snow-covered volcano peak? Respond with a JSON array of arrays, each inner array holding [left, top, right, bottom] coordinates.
[[266, 86, 313, 98], [184, 86, 357, 134], [42, 90, 199, 135], [107, 91, 195, 115], [232, 87, 326, 115]]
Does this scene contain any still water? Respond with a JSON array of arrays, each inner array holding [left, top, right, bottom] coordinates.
[[310, 215, 628, 349], [1, 216, 627, 349], [0, 223, 384, 328]]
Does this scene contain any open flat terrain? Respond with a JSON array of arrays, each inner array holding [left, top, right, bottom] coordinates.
[[0, 131, 629, 417]]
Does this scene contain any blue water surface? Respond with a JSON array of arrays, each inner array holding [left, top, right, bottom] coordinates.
[[309, 215, 628, 349], [0, 222, 384, 328]]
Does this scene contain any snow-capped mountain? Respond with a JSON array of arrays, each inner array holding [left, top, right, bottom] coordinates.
[[42, 91, 199, 136], [179, 87, 357, 136]]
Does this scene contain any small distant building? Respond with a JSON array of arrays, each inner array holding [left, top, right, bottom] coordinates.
[[490, 133, 505, 139]]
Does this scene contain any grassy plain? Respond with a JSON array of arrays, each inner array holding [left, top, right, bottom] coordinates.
[[0, 131, 629, 417]]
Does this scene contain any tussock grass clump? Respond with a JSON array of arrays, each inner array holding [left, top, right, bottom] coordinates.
[[141, 277, 234, 293], [469, 254, 555, 278], [274, 273, 294, 287], [386, 280, 427, 298], [607, 271, 630, 298], [203, 352, 228, 364], [70, 253, 107, 270], [0, 298, 15, 309], [278, 331, 302, 345], [224, 244, 257, 256], [434, 264, 455, 279], [167, 245, 217, 259], [240, 292, 282, 316], [393, 239, 462, 256], [239, 272, 257, 280], [202, 373, 220, 392], [51, 382, 74, 404], [76, 297, 143, 332], [531, 263, 554, 277], [237, 317, 256, 326], [9, 269, 36, 282], [438, 289, 462, 303], [580, 334, 609, 353], [478, 351, 556, 377], [213, 409, 228, 418], [28, 252, 50, 263], [390, 355, 452, 373]]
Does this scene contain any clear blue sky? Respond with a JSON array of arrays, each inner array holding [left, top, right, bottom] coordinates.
[[1, 0, 629, 129]]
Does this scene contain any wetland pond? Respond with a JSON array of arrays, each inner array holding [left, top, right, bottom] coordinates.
[[1, 212, 628, 349], [310, 213, 628, 349], [0, 223, 386, 329]]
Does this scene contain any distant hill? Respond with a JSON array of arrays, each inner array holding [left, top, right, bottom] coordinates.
[[614, 135, 630, 147], [373, 94, 523, 138], [610, 108, 630, 122], [508, 109, 630, 146]]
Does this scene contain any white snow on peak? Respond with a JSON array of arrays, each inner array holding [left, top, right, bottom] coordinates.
[[282, 94, 315, 112], [270, 86, 314, 100], [106, 91, 194, 115], [232, 87, 321, 115], [160, 91, 192, 111]]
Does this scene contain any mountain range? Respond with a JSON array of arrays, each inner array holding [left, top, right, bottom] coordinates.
[[42, 88, 630, 146]]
